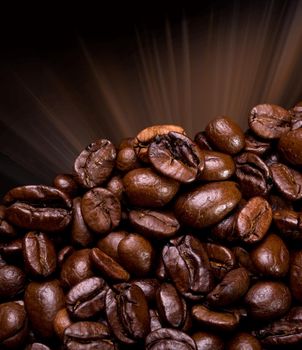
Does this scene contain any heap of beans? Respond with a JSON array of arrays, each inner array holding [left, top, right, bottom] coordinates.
[[1, 102, 302, 350]]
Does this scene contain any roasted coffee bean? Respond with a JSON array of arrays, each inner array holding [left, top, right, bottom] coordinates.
[[194, 131, 212, 150], [244, 281, 291, 321], [71, 197, 94, 247], [0, 238, 23, 261], [106, 283, 150, 343], [278, 128, 302, 166], [250, 233, 289, 278], [236, 196, 272, 244], [66, 277, 109, 319], [81, 187, 121, 234], [175, 181, 241, 229], [192, 331, 224, 350], [133, 124, 185, 162], [60, 249, 94, 288], [156, 255, 167, 280], [0, 301, 28, 349], [249, 104, 291, 139], [90, 247, 130, 281], [4, 185, 72, 232], [145, 328, 197, 350], [132, 279, 160, 303], [270, 162, 302, 201], [96, 231, 127, 262], [290, 250, 302, 303], [53, 174, 78, 197], [53, 308, 72, 340], [0, 264, 25, 300], [23, 231, 56, 278], [268, 194, 293, 211], [25, 343, 51, 350], [254, 306, 302, 347], [205, 117, 245, 154], [106, 175, 124, 201], [148, 132, 204, 183], [129, 209, 180, 239], [118, 233, 154, 277], [206, 268, 250, 307], [233, 246, 258, 275], [0, 205, 17, 240], [273, 209, 302, 240], [192, 304, 240, 332], [123, 168, 180, 208], [199, 150, 235, 181], [74, 139, 116, 188], [205, 243, 236, 279], [118, 137, 135, 150], [227, 332, 261, 350], [116, 146, 140, 172], [156, 283, 188, 329], [244, 131, 271, 156], [64, 321, 117, 350], [235, 152, 272, 197], [25, 280, 65, 339], [211, 209, 240, 243], [162, 235, 214, 300], [149, 309, 162, 331], [57, 246, 75, 267]]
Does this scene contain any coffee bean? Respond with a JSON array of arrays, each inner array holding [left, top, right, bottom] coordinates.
[[290, 250, 302, 303], [132, 278, 160, 303], [53, 174, 78, 197], [199, 150, 235, 181], [0, 264, 26, 299], [227, 332, 261, 350], [0, 205, 17, 240], [116, 146, 140, 172], [25, 343, 51, 350], [192, 331, 224, 350], [194, 131, 213, 150], [96, 230, 127, 262], [244, 131, 272, 156], [278, 128, 302, 166], [175, 181, 241, 228], [106, 175, 124, 200], [53, 308, 72, 340], [273, 209, 302, 240], [249, 104, 291, 139], [74, 139, 116, 188], [205, 243, 236, 279]]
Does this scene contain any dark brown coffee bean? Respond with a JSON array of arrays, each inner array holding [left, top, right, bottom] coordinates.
[[53, 174, 78, 197], [106, 283, 150, 343], [57, 246, 75, 267], [25, 343, 51, 350], [273, 209, 302, 240], [23, 231, 57, 278], [132, 279, 160, 303], [66, 277, 109, 319], [156, 283, 188, 329], [268, 194, 293, 211], [74, 139, 116, 188], [90, 247, 130, 281], [123, 168, 179, 208], [270, 162, 302, 200], [96, 231, 127, 262], [64, 321, 117, 350], [206, 268, 250, 307], [235, 152, 272, 197], [0, 264, 25, 299], [254, 306, 302, 347], [250, 233, 289, 278], [0, 238, 23, 261], [249, 104, 291, 139], [156, 255, 167, 280], [106, 175, 124, 200], [149, 309, 162, 332], [4, 185, 72, 232], [232, 246, 257, 275], [53, 308, 72, 340], [116, 146, 140, 172], [0, 205, 17, 240], [205, 117, 245, 154], [244, 131, 271, 156], [118, 137, 135, 150], [205, 243, 236, 280], [194, 131, 212, 150], [134, 124, 185, 162], [290, 250, 302, 303], [145, 328, 197, 350], [244, 281, 291, 321], [192, 331, 224, 350], [0, 301, 28, 349], [129, 209, 180, 239], [118, 234, 154, 277], [162, 235, 214, 300], [175, 181, 241, 229], [236, 197, 272, 244], [60, 249, 94, 288], [227, 332, 261, 350], [278, 128, 302, 166], [81, 187, 121, 234], [25, 280, 65, 339], [211, 210, 239, 243], [148, 132, 204, 183], [71, 197, 94, 247], [199, 150, 235, 181], [192, 304, 240, 332]]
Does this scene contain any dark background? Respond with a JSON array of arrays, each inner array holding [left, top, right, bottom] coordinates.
[[0, 0, 302, 195]]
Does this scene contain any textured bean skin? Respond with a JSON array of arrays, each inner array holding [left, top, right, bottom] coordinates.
[[278, 129, 302, 166], [0, 265, 26, 299], [175, 181, 241, 228]]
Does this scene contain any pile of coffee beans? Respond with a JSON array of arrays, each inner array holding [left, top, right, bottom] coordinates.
[[1, 102, 302, 350]]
